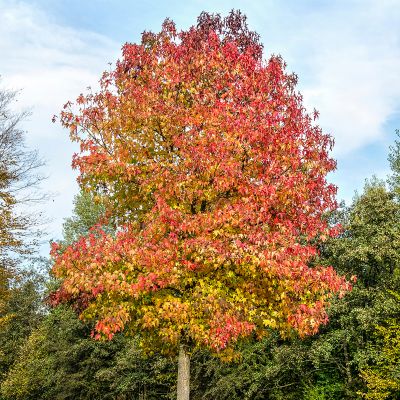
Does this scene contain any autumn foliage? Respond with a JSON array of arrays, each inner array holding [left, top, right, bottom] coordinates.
[[51, 11, 350, 355]]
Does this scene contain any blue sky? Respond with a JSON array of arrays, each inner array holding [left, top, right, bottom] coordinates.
[[0, 0, 399, 252]]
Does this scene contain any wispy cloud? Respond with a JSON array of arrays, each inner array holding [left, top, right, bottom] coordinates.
[[0, 0, 120, 245], [0, 0, 119, 137], [296, 0, 400, 155]]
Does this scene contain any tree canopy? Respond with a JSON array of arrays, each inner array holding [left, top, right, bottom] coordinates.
[[52, 11, 350, 359]]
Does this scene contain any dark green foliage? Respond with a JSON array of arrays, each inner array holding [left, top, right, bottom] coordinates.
[[190, 337, 310, 400], [359, 291, 400, 399], [1, 305, 176, 400], [324, 178, 400, 287], [0, 268, 45, 380]]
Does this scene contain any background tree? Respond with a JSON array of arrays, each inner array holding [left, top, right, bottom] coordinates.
[[388, 129, 400, 196], [360, 295, 400, 400], [0, 85, 45, 264], [356, 140, 400, 400], [0, 84, 46, 386], [324, 178, 400, 288], [0, 268, 44, 382], [1, 305, 176, 400], [0, 83, 45, 349], [52, 10, 350, 399], [62, 191, 110, 245]]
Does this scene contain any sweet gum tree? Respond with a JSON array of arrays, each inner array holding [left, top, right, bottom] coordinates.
[[51, 11, 350, 399]]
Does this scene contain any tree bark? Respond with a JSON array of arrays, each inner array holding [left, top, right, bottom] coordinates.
[[177, 344, 190, 400]]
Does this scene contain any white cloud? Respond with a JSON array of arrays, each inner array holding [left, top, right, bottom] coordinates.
[[0, 0, 119, 137], [246, 0, 400, 156], [0, 0, 120, 249], [288, 1, 400, 155]]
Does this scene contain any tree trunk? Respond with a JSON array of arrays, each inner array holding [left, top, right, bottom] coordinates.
[[177, 344, 190, 400]]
